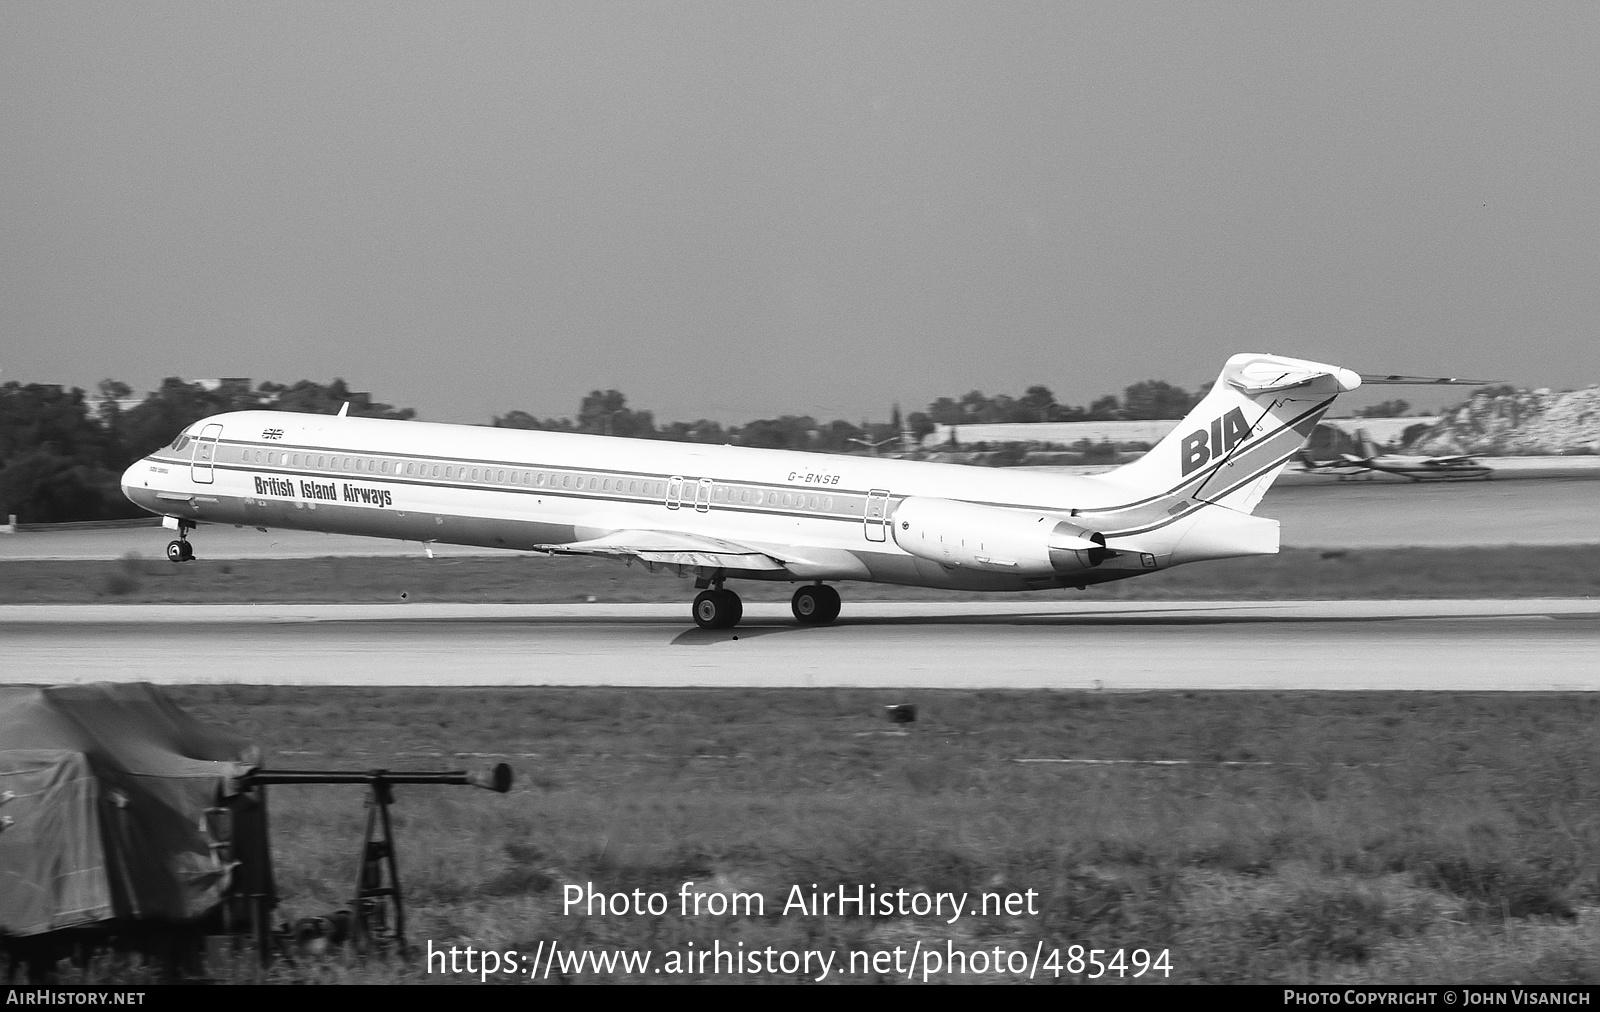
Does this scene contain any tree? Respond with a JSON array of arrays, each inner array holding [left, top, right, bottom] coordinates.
[[906, 411, 936, 445], [262, 379, 413, 419], [491, 410, 548, 430], [733, 416, 816, 450], [927, 397, 963, 425], [958, 390, 992, 421], [0, 383, 134, 522], [577, 390, 655, 438], [1086, 394, 1121, 421], [1121, 380, 1196, 420], [658, 419, 727, 444], [1356, 399, 1410, 418], [1018, 385, 1057, 423]]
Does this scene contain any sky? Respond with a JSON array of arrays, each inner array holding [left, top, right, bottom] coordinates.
[[4, 3, 1598, 424]]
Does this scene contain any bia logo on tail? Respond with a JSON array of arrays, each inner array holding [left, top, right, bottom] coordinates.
[[1180, 408, 1252, 476]]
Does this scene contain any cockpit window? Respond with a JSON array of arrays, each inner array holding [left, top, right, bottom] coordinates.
[[172, 435, 191, 452]]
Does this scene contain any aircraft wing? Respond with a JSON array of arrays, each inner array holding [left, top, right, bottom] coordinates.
[[532, 530, 789, 570], [1424, 454, 1478, 466]]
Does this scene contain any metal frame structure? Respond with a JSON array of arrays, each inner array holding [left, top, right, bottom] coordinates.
[[233, 764, 512, 963]]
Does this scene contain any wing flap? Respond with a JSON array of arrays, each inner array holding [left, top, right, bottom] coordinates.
[[533, 530, 789, 571]]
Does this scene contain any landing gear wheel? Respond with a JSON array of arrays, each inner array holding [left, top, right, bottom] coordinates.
[[692, 589, 743, 630], [791, 584, 841, 625], [166, 539, 194, 563]]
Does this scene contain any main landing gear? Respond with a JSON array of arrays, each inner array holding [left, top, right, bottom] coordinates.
[[692, 587, 743, 630], [165, 520, 196, 563], [791, 584, 841, 625], [688, 582, 843, 629]]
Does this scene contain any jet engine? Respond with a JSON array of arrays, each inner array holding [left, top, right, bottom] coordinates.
[[890, 497, 1112, 576]]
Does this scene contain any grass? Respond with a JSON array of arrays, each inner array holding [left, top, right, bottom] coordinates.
[[5, 544, 1600, 605], [31, 688, 1600, 984]]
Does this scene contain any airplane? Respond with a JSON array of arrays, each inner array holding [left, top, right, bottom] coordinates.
[[1295, 429, 1493, 481], [846, 434, 900, 455], [117, 353, 1427, 630]]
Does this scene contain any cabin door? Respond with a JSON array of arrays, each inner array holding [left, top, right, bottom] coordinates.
[[190, 423, 222, 484], [665, 475, 684, 510], [863, 488, 890, 542]]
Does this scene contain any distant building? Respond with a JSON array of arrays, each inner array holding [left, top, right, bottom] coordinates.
[[929, 420, 1179, 448]]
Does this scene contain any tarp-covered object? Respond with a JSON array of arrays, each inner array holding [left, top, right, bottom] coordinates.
[[0, 683, 255, 936]]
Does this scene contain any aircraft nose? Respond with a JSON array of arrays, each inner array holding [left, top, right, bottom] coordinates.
[[120, 460, 145, 502]]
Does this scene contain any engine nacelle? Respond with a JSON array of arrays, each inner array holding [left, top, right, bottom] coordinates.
[[890, 497, 1110, 576]]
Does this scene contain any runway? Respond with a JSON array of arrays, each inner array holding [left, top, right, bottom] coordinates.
[[4, 600, 1596, 690]]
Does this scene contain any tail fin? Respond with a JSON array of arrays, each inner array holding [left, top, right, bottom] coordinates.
[[1356, 427, 1381, 459], [1105, 353, 1361, 514]]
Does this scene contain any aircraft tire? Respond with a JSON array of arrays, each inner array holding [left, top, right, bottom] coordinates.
[[817, 585, 841, 623], [721, 589, 743, 627], [167, 540, 191, 563], [792, 584, 840, 625], [693, 589, 741, 630]]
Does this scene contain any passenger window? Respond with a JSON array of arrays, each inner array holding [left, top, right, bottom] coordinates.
[[535, 473, 545, 486]]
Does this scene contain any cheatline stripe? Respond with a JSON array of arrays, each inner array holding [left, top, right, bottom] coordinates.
[[147, 459, 880, 528], [1082, 404, 1331, 538], [1099, 428, 1322, 539], [1099, 448, 1301, 538], [1067, 395, 1335, 516]]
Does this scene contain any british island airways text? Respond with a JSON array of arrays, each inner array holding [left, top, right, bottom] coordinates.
[[252, 475, 391, 507]]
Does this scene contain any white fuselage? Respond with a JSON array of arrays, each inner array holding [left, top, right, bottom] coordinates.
[[120, 409, 1274, 592]]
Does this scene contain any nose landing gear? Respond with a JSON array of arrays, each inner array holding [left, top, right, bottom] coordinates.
[[165, 519, 196, 563]]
